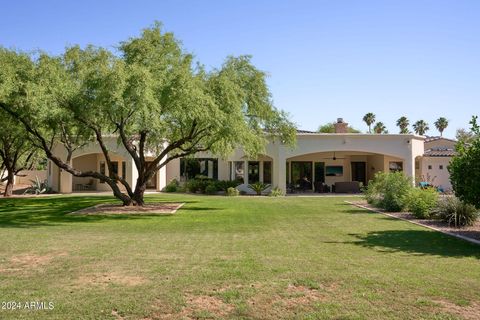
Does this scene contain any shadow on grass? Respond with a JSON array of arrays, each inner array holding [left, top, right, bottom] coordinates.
[[348, 230, 480, 259], [0, 195, 220, 228]]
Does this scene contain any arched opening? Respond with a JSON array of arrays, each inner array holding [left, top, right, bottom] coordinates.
[[71, 152, 128, 192]]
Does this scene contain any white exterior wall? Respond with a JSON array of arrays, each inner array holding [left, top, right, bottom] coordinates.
[[421, 157, 452, 191]]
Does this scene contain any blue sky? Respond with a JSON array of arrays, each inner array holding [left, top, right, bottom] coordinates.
[[1, 0, 478, 138]]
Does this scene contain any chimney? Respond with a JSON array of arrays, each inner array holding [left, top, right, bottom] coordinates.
[[334, 118, 348, 133]]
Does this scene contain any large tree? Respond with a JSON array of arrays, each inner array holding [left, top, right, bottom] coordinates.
[[449, 116, 480, 207], [362, 112, 376, 133], [0, 24, 296, 205], [0, 49, 42, 196], [413, 120, 429, 135], [434, 117, 449, 136], [456, 128, 477, 144], [396, 116, 410, 134]]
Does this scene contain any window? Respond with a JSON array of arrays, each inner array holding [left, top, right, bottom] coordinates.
[[314, 162, 325, 183], [263, 161, 272, 184], [428, 165, 432, 170], [99, 161, 106, 183], [291, 162, 313, 188], [122, 161, 126, 179], [326, 165, 343, 176], [111, 161, 119, 175], [389, 162, 403, 173], [180, 158, 218, 180], [248, 161, 260, 183], [439, 165, 444, 170], [234, 161, 244, 182]]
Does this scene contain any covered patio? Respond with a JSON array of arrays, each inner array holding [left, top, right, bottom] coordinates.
[[286, 151, 404, 193]]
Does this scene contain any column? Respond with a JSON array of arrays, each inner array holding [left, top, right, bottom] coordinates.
[[243, 160, 249, 185], [272, 151, 286, 192]]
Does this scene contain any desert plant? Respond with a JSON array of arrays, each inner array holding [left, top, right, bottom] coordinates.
[[23, 176, 50, 195], [435, 197, 479, 227], [226, 187, 240, 197], [269, 187, 285, 197], [364, 172, 413, 212], [405, 187, 438, 218], [216, 180, 241, 191], [248, 182, 270, 195]]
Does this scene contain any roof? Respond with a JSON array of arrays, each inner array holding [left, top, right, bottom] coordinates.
[[424, 136, 457, 143], [424, 147, 457, 157], [296, 129, 316, 134]]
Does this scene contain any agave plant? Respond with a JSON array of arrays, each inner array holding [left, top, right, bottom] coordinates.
[[248, 182, 270, 195], [24, 176, 50, 195]]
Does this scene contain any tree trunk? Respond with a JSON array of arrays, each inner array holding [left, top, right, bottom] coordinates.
[[3, 171, 14, 197], [131, 182, 146, 206]]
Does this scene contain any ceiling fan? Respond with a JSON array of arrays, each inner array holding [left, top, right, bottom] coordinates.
[[322, 152, 345, 161]]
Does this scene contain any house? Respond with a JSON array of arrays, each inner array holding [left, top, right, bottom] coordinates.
[[416, 136, 458, 191], [47, 118, 444, 194]]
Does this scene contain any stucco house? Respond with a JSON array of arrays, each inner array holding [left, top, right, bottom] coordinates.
[[47, 118, 455, 194], [416, 136, 458, 191]]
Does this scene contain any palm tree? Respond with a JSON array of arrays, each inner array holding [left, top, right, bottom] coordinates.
[[373, 122, 387, 134], [434, 117, 449, 136], [396, 116, 410, 134], [363, 113, 376, 133], [413, 120, 429, 135]]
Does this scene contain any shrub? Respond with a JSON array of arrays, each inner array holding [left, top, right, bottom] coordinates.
[[248, 182, 270, 195], [405, 187, 438, 218], [448, 116, 480, 208], [364, 172, 413, 212], [435, 197, 479, 227], [205, 184, 218, 195], [226, 187, 239, 196], [164, 179, 178, 193], [217, 180, 241, 191], [186, 179, 200, 193], [269, 187, 285, 197]]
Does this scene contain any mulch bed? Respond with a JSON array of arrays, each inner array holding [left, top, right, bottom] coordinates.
[[70, 203, 184, 215], [348, 200, 480, 243]]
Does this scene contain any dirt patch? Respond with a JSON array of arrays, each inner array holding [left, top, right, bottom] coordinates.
[[348, 200, 480, 243], [75, 272, 146, 287], [434, 299, 480, 320], [181, 294, 234, 318], [0, 252, 68, 273], [70, 203, 184, 215]]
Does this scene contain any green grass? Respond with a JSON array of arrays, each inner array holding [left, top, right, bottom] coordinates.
[[0, 194, 479, 319]]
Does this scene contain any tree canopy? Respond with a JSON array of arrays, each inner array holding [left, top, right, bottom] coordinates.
[[317, 122, 360, 133], [362, 112, 376, 133], [0, 23, 296, 205], [0, 49, 42, 196]]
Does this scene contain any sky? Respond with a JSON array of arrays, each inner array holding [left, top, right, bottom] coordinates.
[[1, 0, 479, 138]]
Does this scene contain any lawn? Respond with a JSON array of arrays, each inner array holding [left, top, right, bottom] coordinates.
[[0, 194, 479, 320]]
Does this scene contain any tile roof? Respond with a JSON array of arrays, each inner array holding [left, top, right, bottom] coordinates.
[[424, 147, 457, 157], [424, 136, 457, 143]]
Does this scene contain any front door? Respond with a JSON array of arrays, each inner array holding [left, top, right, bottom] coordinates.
[[351, 162, 366, 185]]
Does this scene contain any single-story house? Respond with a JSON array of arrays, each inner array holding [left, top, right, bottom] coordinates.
[[46, 118, 459, 194]]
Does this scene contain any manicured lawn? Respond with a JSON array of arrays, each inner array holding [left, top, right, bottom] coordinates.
[[0, 194, 479, 319]]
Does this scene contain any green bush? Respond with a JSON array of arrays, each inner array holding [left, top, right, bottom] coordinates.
[[364, 172, 413, 212], [269, 187, 285, 197], [435, 197, 479, 227], [205, 184, 218, 195], [448, 116, 480, 208], [226, 187, 240, 197], [405, 187, 438, 218], [164, 179, 178, 192], [248, 182, 270, 195], [217, 180, 242, 191]]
